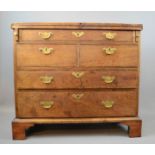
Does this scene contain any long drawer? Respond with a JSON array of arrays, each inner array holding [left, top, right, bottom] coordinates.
[[19, 29, 134, 42], [17, 70, 138, 89], [16, 90, 138, 118]]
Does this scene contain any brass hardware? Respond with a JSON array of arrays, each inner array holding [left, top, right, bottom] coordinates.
[[103, 32, 116, 40], [102, 47, 117, 55], [39, 47, 54, 55], [102, 76, 115, 84], [72, 93, 84, 101], [40, 76, 54, 84], [101, 100, 114, 108], [38, 32, 53, 39], [72, 72, 85, 78], [40, 101, 54, 109], [72, 31, 84, 38]]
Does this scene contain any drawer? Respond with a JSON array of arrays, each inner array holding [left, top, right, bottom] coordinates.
[[17, 90, 137, 118], [80, 45, 138, 67], [17, 70, 138, 89], [16, 44, 77, 67], [19, 29, 134, 42]]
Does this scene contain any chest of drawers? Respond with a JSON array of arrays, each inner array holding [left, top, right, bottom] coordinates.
[[11, 23, 143, 140]]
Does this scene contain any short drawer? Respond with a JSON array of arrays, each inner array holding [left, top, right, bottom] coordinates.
[[17, 70, 138, 89], [19, 29, 134, 42], [16, 44, 77, 67], [17, 90, 138, 118], [80, 45, 138, 67]]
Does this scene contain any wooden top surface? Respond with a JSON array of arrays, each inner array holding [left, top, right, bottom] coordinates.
[[11, 22, 143, 30]]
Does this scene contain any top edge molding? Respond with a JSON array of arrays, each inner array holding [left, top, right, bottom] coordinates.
[[11, 22, 143, 30]]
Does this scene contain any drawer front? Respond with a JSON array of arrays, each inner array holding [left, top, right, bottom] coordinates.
[[17, 70, 138, 89], [16, 44, 77, 67], [19, 29, 134, 42], [17, 90, 137, 118], [80, 45, 138, 67]]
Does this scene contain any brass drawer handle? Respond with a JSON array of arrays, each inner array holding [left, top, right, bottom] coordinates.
[[102, 76, 115, 84], [72, 72, 85, 78], [40, 101, 54, 109], [103, 32, 116, 40], [102, 47, 117, 55], [38, 32, 53, 39], [72, 31, 84, 38], [72, 93, 84, 101], [40, 76, 54, 84], [39, 47, 54, 55], [101, 100, 114, 108]]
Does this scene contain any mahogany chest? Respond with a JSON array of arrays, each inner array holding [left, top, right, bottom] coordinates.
[[11, 23, 143, 139]]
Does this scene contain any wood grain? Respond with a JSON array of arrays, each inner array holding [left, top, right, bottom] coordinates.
[[13, 117, 141, 124], [80, 45, 138, 67], [11, 22, 143, 30], [17, 70, 138, 89], [16, 44, 77, 67], [19, 29, 134, 42], [12, 121, 34, 140], [121, 119, 142, 137], [11, 22, 142, 139], [12, 117, 142, 139], [16, 90, 138, 118]]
